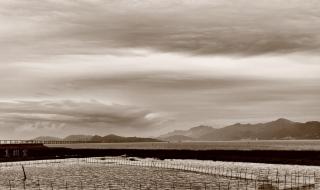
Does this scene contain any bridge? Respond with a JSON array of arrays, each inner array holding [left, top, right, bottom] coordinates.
[[0, 140, 98, 145]]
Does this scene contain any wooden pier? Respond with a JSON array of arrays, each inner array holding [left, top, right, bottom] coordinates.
[[0, 140, 98, 145]]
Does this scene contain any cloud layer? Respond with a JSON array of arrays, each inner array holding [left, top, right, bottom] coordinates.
[[0, 0, 320, 138], [0, 100, 166, 138], [1, 0, 320, 63]]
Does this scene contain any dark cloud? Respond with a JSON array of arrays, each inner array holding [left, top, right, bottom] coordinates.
[[65, 72, 266, 91], [1, 0, 320, 62], [0, 72, 319, 138], [0, 100, 167, 138], [58, 72, 320, 123]]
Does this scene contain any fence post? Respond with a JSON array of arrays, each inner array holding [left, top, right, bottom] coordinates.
[[314, 171, 316, 189], [284, 172, 287, 189], [172, 182, 175, 190], [245, 168, 247, 179], [297, 171, 300, 187], [291, 173, 293, 189], [8, 180, 12, 190]]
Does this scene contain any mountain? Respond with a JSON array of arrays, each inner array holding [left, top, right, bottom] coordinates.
[[33, 134, 162, 143], [33, 136, 63, 141], [91, 134, 162, 143], [188, 125, 215, 138], [159, 125, 214, 140], [162, 118, 320, 141], [64, 135, 93, 141]]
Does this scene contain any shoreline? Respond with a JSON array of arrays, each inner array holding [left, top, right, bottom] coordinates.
[[2, 145, 320, 166]]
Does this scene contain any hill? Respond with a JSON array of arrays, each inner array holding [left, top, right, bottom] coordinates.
[[91, 134, 162, 143], [159, 125, 214, 140], [33, 136, 62, 141], [64, 135, 93, 141], [33, 134, 162, 143], [161, 118, 320, 141]]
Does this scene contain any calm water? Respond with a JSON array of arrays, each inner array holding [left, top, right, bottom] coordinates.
[[47, 140, 320, 150]]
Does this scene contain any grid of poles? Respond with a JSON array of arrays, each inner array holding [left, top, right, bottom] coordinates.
[[0, 157, 317, 190]]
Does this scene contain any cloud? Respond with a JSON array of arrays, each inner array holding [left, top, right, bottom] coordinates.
[[66, 71, 266, 91], [1, 0, 320, 63], [0, 100, 167, 138], [0, 0, 320, 138], [59, 71, 320, 125]]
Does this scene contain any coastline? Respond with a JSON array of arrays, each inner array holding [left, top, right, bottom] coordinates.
[[2, 144, 320, 166]]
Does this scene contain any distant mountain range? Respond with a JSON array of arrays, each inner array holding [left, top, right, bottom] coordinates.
[[33, 134, 162, 143], [159, 118, 320, 141], [34, 118, 320, 142]]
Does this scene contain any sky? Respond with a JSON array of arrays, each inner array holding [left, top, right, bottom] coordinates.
[[0, 0, 320, 139]]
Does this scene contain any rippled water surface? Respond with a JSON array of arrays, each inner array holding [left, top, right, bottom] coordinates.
[[0, 157, 319, 189]]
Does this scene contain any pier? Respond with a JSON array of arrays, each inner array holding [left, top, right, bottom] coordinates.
[[0, 140, 98, 145]]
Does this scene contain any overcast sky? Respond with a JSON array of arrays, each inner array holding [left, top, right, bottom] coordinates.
[[1, 0, 320, 139]]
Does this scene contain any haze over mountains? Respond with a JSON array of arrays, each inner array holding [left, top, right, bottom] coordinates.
[[33, 119, 320, 142], [33, 134, 162, 143], [159, 118, 320, 141]]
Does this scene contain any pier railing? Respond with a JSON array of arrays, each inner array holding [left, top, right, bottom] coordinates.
[[0, 140, 99, 145]]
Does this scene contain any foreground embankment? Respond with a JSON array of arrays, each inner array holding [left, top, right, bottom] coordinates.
[[2, 144, 320, 166]]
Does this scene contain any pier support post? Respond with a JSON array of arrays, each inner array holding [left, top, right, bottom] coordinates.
[[23, 149, 28, 157], [5, 149, 10, 158]]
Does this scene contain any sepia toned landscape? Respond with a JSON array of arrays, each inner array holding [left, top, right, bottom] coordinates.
[[1, 0, 320, 189]]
